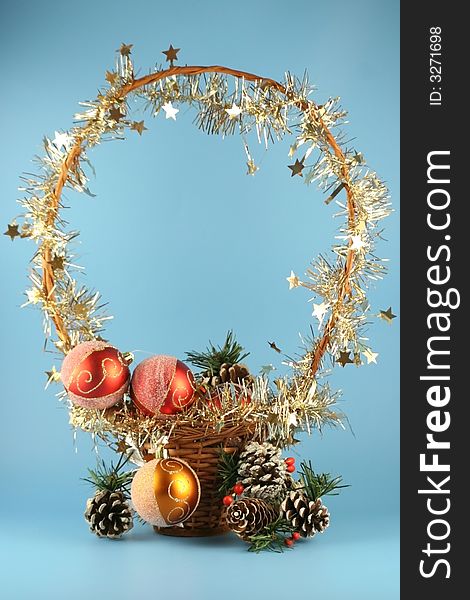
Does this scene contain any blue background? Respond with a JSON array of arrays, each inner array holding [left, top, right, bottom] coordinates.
[[0, 0, 399, 598]]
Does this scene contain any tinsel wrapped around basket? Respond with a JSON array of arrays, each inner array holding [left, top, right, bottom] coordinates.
[[143, 422, 256, 536]]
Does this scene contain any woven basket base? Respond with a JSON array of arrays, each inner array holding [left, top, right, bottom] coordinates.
[[154, 525, 229, 537]]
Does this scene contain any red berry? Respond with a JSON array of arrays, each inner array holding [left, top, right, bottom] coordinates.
[[292, 531, 301, 541], [285, 457, 295, 466], [222, 495, 234, 506], [286, 464, 296, 473], [285, 538, 294, 547], [233, 483, 244, 495]]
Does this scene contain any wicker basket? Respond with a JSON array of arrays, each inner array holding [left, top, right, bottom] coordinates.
[[142, 421, 256, 536]]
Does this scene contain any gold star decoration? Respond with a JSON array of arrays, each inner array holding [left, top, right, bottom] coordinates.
[[45, 366, 61, 387], [162, 44, 180, 65], [312, 301, 329, 323], [105, 70, 119, 85], [116, 439, 130, 454], [4, 223, 20, 241], [350, 235, 367, 251], [268, 341, 282, 354], [49, 255, 65, 271], [288, 158, 305, 177], [119, 43, 133, 57], [162, 101, 179, 120], [225, 103, 242, 119], [52, 131, 72, 151], [130, 120, 147, 135], [24, 288, 42, 305], [337, 350, 354, 367], [108, 106, 124, 122], [363, 348, 379, 364], [286, 270, 300, 289], [379, 307, 397, 324]]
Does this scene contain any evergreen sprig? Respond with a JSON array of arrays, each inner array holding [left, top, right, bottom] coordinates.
[[186, 330, 249, 375], [298, 460, 348, 502], [217, 449, 240, 496], [247, 518, 295, 553], [83, 453, 134, 497]]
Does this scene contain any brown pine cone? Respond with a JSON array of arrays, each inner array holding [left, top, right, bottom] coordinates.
[[84, 490, 133, 539], [207, 363, 253, 388], [280, 490, 330, 537], [237, 441, 290, 502], [226, 497, 278, 540]]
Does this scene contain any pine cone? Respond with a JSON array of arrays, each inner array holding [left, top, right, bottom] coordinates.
[[205, 362, 253, 388], [237, 441, 291, 502], [280, 490, 330, 538], [226, 497, 278, 540], [84, 490, 133, 539]]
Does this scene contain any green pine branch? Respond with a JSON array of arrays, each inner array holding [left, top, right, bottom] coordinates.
[[298, 460, 349, 502], [217, 449, 240, 497], [82, 453, 135, 497], [247, 518, 295, 553], [185, 330, 249, 375]]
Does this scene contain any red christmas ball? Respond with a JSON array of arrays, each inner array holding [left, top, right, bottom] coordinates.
[[130, 355, 195, 417], [61, 340, 130, 409]]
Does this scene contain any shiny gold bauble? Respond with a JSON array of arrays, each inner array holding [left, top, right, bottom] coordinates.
[[131, 458, 201, 527]]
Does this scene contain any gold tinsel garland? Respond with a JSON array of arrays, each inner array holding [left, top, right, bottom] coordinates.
[[7, 44, 392, 453], [68, 372, 343, 454]]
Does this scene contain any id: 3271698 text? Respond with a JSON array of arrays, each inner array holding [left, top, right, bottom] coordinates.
[[429, 26, 442, 106]]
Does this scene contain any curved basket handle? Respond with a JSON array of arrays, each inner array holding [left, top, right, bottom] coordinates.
[[39, 63, 358, 378]]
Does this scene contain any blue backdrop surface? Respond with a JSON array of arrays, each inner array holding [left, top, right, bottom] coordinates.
[[0, 1, 399, 598]]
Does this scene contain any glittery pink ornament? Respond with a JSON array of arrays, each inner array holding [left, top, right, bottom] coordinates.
[[61, 340, 130, 409], [130, 355, 195, 416]]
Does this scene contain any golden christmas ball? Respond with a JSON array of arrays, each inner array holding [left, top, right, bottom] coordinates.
[[131, 458, 200, 527]]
